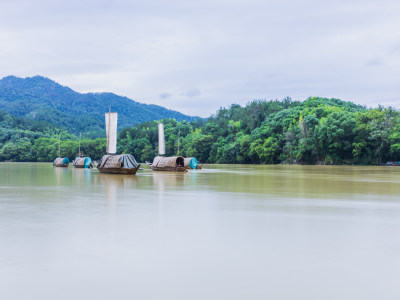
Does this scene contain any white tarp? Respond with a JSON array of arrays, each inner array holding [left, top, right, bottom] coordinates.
[[158, 123, 165, 155], [105, 112, 118, 154]]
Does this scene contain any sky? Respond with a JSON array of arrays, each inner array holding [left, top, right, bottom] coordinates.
[[1, 0, 400, 117]]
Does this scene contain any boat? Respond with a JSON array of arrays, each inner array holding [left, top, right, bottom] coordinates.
[[184, 157, 203, 169], [73, 133, 93, 168], [147, 156, 187, 171], [386, 161, 400, 166], [98, 154, 141, 174], [53, 136, 69, 167], [53, 157, 69, 167], [146, 123, 188, 172], [96, 110, 141, 174], [73, 156, 92, 168]]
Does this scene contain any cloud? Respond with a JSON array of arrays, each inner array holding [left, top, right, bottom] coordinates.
[[366, 58, 384, 67], [160, 93, 172, 99], [1, 0, 400, 117], [185, 88, 201, 97]]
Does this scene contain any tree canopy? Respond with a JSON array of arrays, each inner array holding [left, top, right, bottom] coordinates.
[[1, 97, 399, 165]]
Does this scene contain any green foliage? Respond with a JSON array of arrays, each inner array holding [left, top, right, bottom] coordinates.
[[1, 96, 400, 165], [181, 134, 214, 162], [0, 76, 198, 136], [0, 111, 107, 162], [0, 138, 34, 161]]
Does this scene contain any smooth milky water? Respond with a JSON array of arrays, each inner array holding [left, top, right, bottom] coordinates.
[[0, 163, 400, 300]]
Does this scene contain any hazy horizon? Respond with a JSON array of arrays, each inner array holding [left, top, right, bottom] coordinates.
[[1, 0, 400, 117]]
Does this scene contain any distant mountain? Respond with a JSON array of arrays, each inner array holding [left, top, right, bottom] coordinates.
[[0, 75, 197, 135]]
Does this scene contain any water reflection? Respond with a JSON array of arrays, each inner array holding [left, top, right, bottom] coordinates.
[[151, 171, 187, 190], [71, 168, 92, 186], [97, 173, 139, 189], [204, 165, 400, 200], [1, 163, 400, 300], [149, 171, 188, 214], [53, 167, 72, 187], [97, 173, 139, 217]]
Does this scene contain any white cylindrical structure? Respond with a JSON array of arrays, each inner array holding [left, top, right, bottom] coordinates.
[[158, 123, 165, 155], [105, 112, 118, 154]]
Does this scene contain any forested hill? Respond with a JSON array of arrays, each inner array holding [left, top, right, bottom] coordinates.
[[117, 97, 400, 165], [0, 75, 197, 136], [1, 96, 399, 165]]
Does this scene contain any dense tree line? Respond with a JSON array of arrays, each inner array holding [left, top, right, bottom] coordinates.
[[118, 97, 400, 165], [0, 111, 106, 161], [1, 97, 400, 165]]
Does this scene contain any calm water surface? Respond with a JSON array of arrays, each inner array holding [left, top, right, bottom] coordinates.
[[0, 163, 400, 299]]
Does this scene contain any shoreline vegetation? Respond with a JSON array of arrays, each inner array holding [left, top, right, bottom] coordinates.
[[1, 97, 400, 165]]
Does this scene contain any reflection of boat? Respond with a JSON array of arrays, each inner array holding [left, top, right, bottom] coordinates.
[[73, 157, 92, 168], [98, 172, 139, 187], [71, 168, 92, 187], [184, 157, 203, 169], [53, 157, 69, 167], [146, 123, 188, 172], [151, 171, 186, 193], [54, 165, 69, 182], [96, 110, 141, 175]]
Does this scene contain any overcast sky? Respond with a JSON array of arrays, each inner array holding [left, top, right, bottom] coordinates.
[[1, 0, 400, 117]]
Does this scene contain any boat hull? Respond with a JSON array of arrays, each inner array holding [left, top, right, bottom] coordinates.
[[146, 163, 188, 172], [73, 164, 92, 169], [54, 164, 69, 168], [97, 164, 141, 175]]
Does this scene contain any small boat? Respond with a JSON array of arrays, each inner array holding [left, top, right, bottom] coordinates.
[[184, 157, 203, 169], [98, 154, 141, 174], [96, 110, 140, 175], [53, 137, 69, 167], [147, 156, 187, 172], [386, 161, 400, 166], [73, 133, 93, 169], [73, 156, 92, 168], [146, 123, 188, 172], [53, 157, 69, 167]]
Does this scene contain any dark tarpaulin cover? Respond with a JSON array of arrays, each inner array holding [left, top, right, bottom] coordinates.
[[119, 154, 138, 168]]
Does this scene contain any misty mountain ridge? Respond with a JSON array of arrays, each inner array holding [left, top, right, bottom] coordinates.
[[0, 75, 198, 135]]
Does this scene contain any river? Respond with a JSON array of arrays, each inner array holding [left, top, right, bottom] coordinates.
[[0, 163, 399, 299]]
